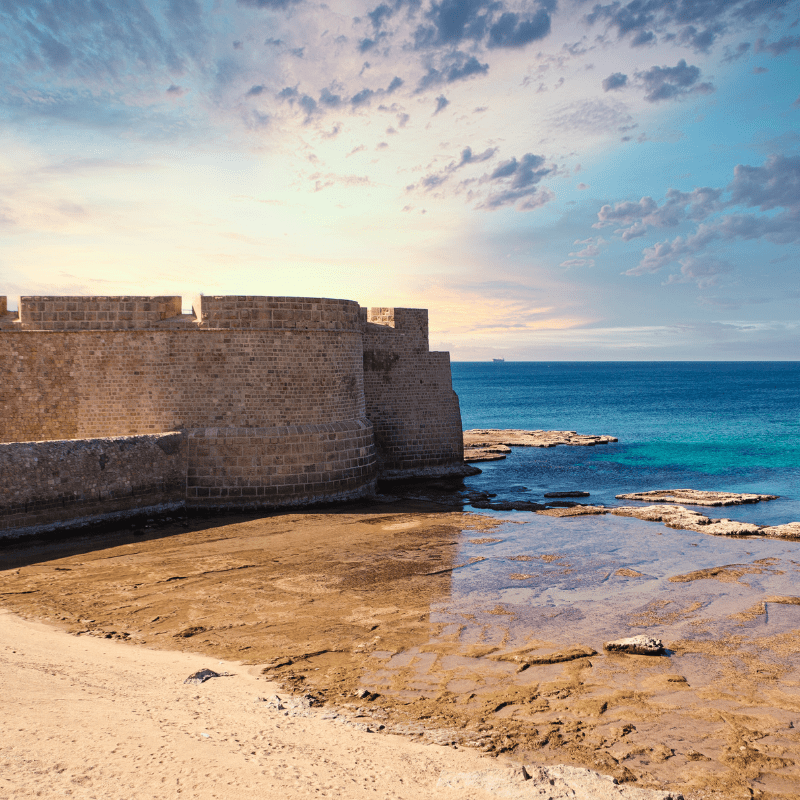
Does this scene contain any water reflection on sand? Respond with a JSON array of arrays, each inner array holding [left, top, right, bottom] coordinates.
[[2, 505, 800, 797]]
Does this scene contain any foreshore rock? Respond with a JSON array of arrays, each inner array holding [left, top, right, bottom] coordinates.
[[611, 504, 800, 539], [465, 429, 618, 449], [604, 636, 665, 656], [464, 444, 511, 463], [615, 489, 778, 506], [537, 506, 608, 517]]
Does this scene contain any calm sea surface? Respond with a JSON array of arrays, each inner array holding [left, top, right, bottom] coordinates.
[[451, 362, 800, 526]]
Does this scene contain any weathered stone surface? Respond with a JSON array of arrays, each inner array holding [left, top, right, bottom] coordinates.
[[612, 505, 710, 529], [464, 445, 510, 462], [611, 504, 800, 540], [437, 764, 682, 798], [698, 519, 763, 536], [604, 636, 665, 656], [464, 429, 618, 448], [615, 489, 778, 506], [537, 505, 608, 517], [183, 668, 220, 685], [760, 522, 800, 539]]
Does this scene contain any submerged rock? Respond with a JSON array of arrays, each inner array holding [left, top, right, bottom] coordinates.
[[537, 506, 608, 517], [545, 491, 590, 498], [611, 505, 709, 530], [604, 636, 665, 656], [615, 489, 778, 506]]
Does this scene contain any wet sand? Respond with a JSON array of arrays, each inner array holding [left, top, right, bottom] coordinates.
[[2, 501, 800, 798]]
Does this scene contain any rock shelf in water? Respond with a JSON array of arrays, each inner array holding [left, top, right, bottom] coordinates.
[[615, 489, 778, 506], [465, 428, 617, 448], [611, 505, 800, 539]]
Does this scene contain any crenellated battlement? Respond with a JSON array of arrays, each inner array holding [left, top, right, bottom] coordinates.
[[0, 296, 417, 334], [0, 293, 464, 538]]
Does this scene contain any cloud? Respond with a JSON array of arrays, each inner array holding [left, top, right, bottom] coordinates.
[[602, 72, 627, 91], [413, 0, 491, 48], [664, 256, 733, 287], [727, 154, 800, 211], [755, 35, 800, 57], [237, 0, 304, 8], [635, 59, 714, 102], [595, 186, 723, 236], [417, 52, 489, 90], [433, 94, 449, 114], [585, 0, 792, 53], [351, 87, 375, 106], [412, 0, 552, 52], [458, 146, 497, 165], [722, 41, 750, 62], [487, 10, 551, 48], [601, 154, 800, 277], [549, 98, 634, 135], [479, 153, 555, 210], [406, 146, 555, 211]]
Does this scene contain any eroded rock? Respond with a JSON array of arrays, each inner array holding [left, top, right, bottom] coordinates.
[[604, 636, 664, 656], [611, 504, 800, 539], [464, 429, 618, 449], [183, 668, 220, 685], [615, 489, 778, 506], [537, 506, 608, 517]]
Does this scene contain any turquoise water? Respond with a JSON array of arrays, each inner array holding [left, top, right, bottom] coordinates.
[[451, 362, 800, 526]]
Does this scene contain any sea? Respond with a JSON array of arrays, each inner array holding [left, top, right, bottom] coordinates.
[[440, 362, 800, 645], [452, 361, 800, 527]]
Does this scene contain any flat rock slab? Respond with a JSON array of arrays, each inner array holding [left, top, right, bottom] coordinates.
[[604, 636, 665, 656], [545, 491, 590, 498], [464, 429, 618, 448], [615, 489, 778, 506], [611, 505, 800, 540], [438, 765, 682, 799], [537, 506, 608, 517], [464, 445, 510, 463]]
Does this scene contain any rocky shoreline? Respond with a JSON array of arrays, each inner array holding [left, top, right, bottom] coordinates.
[[464, 429, 618, 462], [459, 430, 800, 540]]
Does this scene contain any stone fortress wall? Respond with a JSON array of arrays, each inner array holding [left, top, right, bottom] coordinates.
[[0, 294, 465, 538]]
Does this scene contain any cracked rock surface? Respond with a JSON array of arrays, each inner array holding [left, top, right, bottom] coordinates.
[[615, 489, 778, 506]]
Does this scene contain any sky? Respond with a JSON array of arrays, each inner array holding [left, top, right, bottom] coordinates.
[[0, 0, 798, 360]]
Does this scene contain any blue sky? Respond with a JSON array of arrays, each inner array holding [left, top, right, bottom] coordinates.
[[1, 0, 798, 359]]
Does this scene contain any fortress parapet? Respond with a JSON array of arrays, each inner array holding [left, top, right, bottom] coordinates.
[[0, 294, 467, 538]]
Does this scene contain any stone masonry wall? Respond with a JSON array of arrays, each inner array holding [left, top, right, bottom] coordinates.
[[362, 308, 465, 479], [187, 420, 376, 508], [18, 296, 184, 330], [0, 329, 366, 443], [0, 294, 465, 534], [0, 433, 186, 538], [194, 295, 360, 331]]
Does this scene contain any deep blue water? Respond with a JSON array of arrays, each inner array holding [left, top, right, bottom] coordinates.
[[451, 362, 800, 526]]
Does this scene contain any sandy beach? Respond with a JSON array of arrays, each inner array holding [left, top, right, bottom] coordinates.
[[2, 500, 800, 798]]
